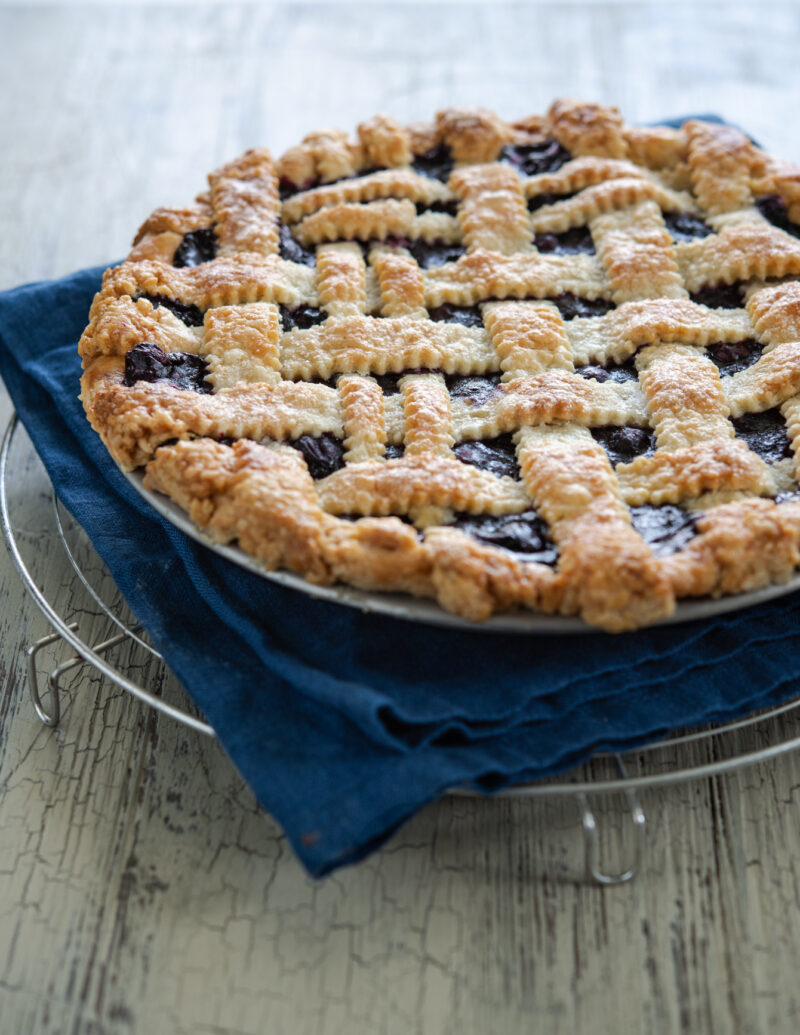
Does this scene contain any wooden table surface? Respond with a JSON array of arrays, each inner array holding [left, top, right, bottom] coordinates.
[[3, 4, 800, 1033]]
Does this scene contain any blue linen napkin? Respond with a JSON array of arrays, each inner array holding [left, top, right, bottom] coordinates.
[[2, 181, 800, 876]]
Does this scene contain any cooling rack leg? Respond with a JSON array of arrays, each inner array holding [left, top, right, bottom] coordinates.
[[577, 756, 647, 886], [25, 624, 79, 728], [28, 629, 140, 729]]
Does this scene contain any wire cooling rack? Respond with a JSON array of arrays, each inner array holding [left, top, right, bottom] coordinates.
[[4, 412, 800, 886]]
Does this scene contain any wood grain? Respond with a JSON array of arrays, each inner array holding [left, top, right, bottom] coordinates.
[[3, 4, 800, 1033]]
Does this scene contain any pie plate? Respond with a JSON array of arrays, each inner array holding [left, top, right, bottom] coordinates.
[[125, 469, 800, 635]]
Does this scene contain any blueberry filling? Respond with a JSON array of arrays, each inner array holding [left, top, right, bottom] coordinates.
[[500, 140, 571, 176], [629, 504, 698, 557], [278, 176, 317, 200], [279, 223, 316, 266], [527, 191, 575, 213], [123, 342, 212, 394], [280, 304, 326, 331], [591, 425, 655, 466], [535, 227, 595, 255], [415, 199, 459, 216], [454, 436, 519, 480], [579, 358, 638, 383], [663, 211, 713, 242], [427, 304, 484, 328], [756, 194, 800, 239], [550, 293, 615, 320], [372, 369, 436, 395], [689, 283, 744, 309], [706, 338, 762, 375], [408, 239, 466, 269], [138, 294, 204, 327], [446, 374, 503, 406], [173, 227, 218, 268], [452, 510, 558, 564], [290, 433, 345, 479], [374, 372, 407, 395], [732, 409, 793, 464], [412, 144, 454, 183], [384, 443, 405, 460]]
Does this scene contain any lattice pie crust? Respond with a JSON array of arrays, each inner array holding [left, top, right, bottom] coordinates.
[[80, 100, 800, 630]]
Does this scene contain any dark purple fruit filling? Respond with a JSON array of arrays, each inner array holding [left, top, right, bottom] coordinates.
[[662, 211, 713, 242], [454, 436, 520, 480], [212, 435, 238, 447], [415, 199, 459, 216], [290, 433, 345, 479], [452, 510, 558, 564], [278, 176, 317, 200], [706, 338, 762, 375], [139, 294, 204, 327], [373, 369, 435, 395], [412, 144, 454, 183], [592, 425, 655, 466], [629, 504, 698, 557], [527, 191, 576, 213], [535, 227, 595, 255], [280, 304, 326, 331], [446, 374, 503, 406], [173, 227, 218, 268], [732, 408, 793, 464], [408, 239, 466, 269], [550, 293, 615, 320], [124, 342, 212, 394], [427, 304, 484, 328], [500, 140, 572, 176], [384, 443, 405, 460], [756, 194, 800, 239], [279, 223, 316, 266], [579, 358, 638, 383], [689, 283, 744, 309]]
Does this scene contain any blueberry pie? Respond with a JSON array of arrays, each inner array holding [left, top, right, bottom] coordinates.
[[80, 100, 800, 630]]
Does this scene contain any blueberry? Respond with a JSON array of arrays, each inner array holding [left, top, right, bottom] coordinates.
[[279, 223, 316, 266], [579, 359, 638, 383], [591, 425, 654, 465], [427, 305, 484, 328], [411, 144, 454, 183], [662, 211, 713, 242], [500, 141, 571, 176], [124, 342, 212, 394], [705, 339, 762, 375], [732, 409, 793, 464], [280, 304, 326, 331], [630, 504, 698, 557], [535, 228, 595, 254], [452, 510, 558, 564], [139, 294, 204, 327], [173, 227, 218, 268], [528, 191, 574, 213], [290, 433, 345, 479], [408, 240, 466, 269], [446, 375, 502, 406], [415, 200, 459, 216], [756, 194, 800, 239], [550, 293, 615, 320], [689, 283, 744, 309], [454, 436, 519, 479]]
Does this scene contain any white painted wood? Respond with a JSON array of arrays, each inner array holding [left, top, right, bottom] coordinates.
[[3, 4, 800, 1033]]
